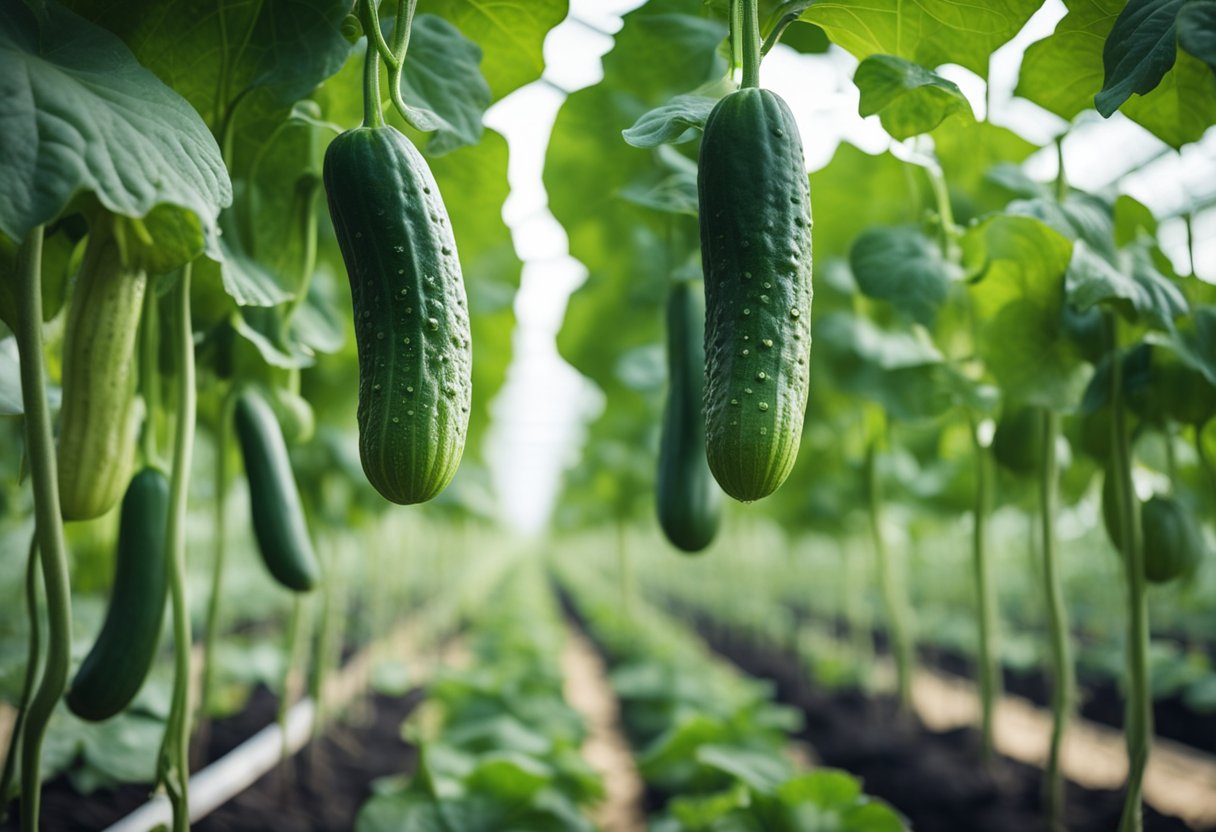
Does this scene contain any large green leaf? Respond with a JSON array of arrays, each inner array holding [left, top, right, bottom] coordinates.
[[1180, 0, 1216, 73], [808, 143, 922, 262], [399, 15, 492, 155], [0, 2, 231, 260], [964, 214, 1087, 408], [418, 0, 568, 101], [854, 55, 973, 140], [849, 226, 957, 326], [801, 0, 1043, 78], [1095, 0, 1186, 115]]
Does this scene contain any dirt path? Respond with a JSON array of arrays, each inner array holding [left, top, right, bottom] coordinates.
[[910, 667, 1216, 830], [561, 626, 646, 832]]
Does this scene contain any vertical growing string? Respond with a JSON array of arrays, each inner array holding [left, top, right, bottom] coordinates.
[[159, 264, 197, 832], [13, 226, 74, 832]]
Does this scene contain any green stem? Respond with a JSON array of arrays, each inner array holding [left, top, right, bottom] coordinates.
[[359, 0, 385, 128], [284, 178, 320, 324], [159, 265, 197, 832], [277, 597, 305, 766], [309, 540, 335, 739], [969, 417, 1000, 764], [197, 388, 237, 744], [384, 0, 420, 126], [729, 0, 743, 82], [1039, 409, 1073, 832], [140, 284, 160, 466], [1185, 212, 1196, 278], [617, 521, 631, 617], [926, 161, 960, 263], [866, 439, 914, 710], [14, 226, 73, 832], [1109, 316, 1151, 832], [760, 11, 800, 56], [0, 536, 41, 820], [1195, 424, 1216, 498], [740, 0, 761, 88], [1055, 136, 1068, 203]]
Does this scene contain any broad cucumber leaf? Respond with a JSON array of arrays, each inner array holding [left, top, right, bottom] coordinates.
[[1180, 0, 1216, 73], [849, 226, 958, 326], [1066, 239, 1189, 329], [809, 144, 923, 262], [801, 0, 1042, 78], [964, 215, 1087, 409], [1095, 0, 1186, 116], [417, 0, 567, 102], [398, 15, 492, 155], [854, 55, 974, 140], [0, 2, 230, 261]]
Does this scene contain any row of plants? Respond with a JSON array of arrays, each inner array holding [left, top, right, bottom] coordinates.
[[356, 558, 603, 832], [554, 555, 908, 831], [547, 3, 1215, 831]]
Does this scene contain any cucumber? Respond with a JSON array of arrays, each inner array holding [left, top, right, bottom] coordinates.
[[657, 281, 721, 552], [58, 216, 147, 521], [234, 388, 320, 592], [698, 87, 812, 502], [323, 125, 472, 505], [67, 468, 169, 721]]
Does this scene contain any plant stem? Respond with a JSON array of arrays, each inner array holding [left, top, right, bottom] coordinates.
[[760, 11, 800, 56], [1109, 315, 1151, 832], [359, 0, 385, 128], [740, 0, 761, 88], [0, 536, 41, 820], [278, 597, 305, 767], [1055, 136, 1068, 202], [866, 439, 914, 710], [969, 416, 1000, 764], [197, 388, 237, 752], [140, 283, 160, 466], [14, 226, 73, 832], [159, 265, 197, 832], [617, 520, 631, 617], [1039, 408, 1073, 831], [729, 0, 743, 82]]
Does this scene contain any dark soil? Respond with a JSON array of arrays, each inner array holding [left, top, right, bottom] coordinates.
[[803, 606, 1216, 756], [1, 685, 422, 832], [688, 610, 1199, 832]]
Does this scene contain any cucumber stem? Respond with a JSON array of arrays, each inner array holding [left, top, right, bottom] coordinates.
[[760, 11, 801, 57], [359, 0, 386, 128], [740, 0, 761, 88], [1109, 315, 1151, 832], [197, 388, 238, 756], [728, 0, 743, 82], [14, 226, 73, 832], [159, 265, 197, 832], [865, 438, 914, 711], [0, 537, 42, 821], [140, 283, 161, 466], [968, 416, 1000, 764], [1039, 408, 1073, 831]]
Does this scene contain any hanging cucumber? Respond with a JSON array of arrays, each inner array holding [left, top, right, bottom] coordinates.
[[58, 214, 147, 520], [234, 388, 320, 592], [698, 86, 812, 502], [67, 468, 169, 721], [323, 125, 472, 505], [657, 281, 721, 552]]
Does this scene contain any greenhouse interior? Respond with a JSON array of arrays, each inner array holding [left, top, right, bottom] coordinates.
[[1, 0, 1215, 830]]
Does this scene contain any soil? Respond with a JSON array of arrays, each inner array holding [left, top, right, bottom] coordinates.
[[689, 611, 1199, 832], [0, 685, 423, 832]]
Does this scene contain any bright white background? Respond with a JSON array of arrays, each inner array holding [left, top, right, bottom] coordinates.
[[482, 0, 1216, 533]]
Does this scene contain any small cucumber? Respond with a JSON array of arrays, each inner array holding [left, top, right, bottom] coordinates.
[[657, 281, 720, 552], [234, 388, 320, 592], [58, 215, 146, 520], [698, 88, 812, 502], [67, 468, 169, 721]]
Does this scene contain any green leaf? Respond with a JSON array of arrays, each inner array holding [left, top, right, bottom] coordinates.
[[854, 55, 974, 140], [623, 94, 721, 148], [1148, 305, 1216, 385], [1016, 0, 1123, 121], [696, 744, 793, 793], [417, 0, 567, 101], [801, 0, 1043, 78], [777, 769, 862, 809], [1095, 0, 1185, 115], [1066, 239, 1189, 329], [0, 2, 231, 257], [399, 15, 492, 155], [1179, 0, 1216, 73], [0, 337, 24, 415], [809, 144, 922, 262], [849, 226, 957, 326], [466, 753, 553, 802], [1118, 45, 1216, 148], [964, 214, 1088, 408]]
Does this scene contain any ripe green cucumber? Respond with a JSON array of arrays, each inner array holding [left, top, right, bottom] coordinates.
[[698, 87, 812, 502], [323, 125, 472, 505], [657, 281, 721, 553], [234, 388, 320, 592], [67, 468, 169, 721], [58, 216, 146, 520]]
